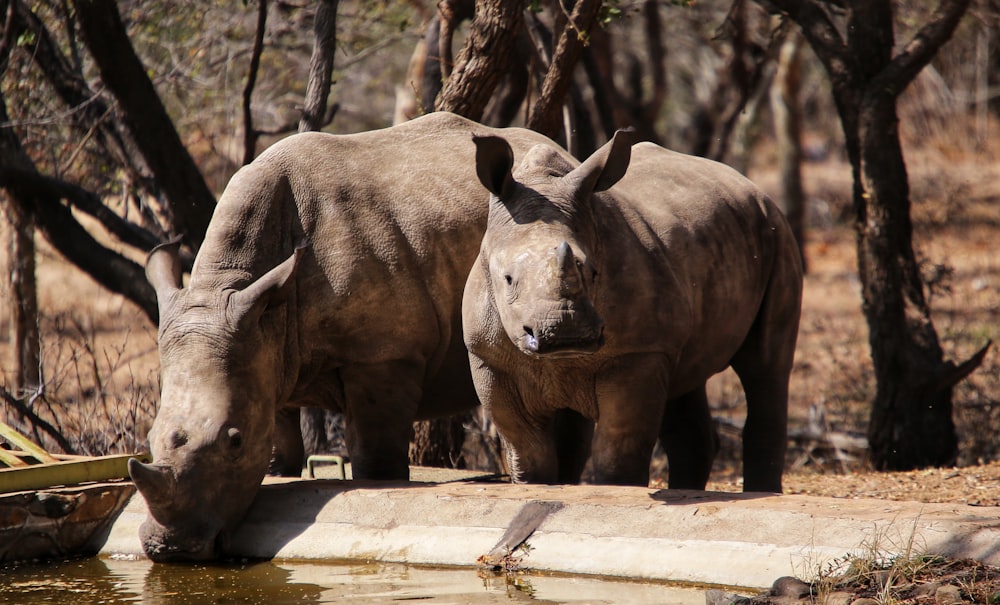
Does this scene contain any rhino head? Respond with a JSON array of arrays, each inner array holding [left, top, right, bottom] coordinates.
[[472, 130, 633, 358], [129, 240, 302, 561]]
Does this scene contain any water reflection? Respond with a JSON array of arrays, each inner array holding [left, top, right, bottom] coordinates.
[[142, 559, 323, 604], [0, 557, 708, 604]]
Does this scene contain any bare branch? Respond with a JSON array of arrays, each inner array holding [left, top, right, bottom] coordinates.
[[756, 0, 850, 84], [872, 0, 972, 96], [243, 0, 268, 164], [526, 0, 603, 139], [0, 166, 160, 252], [74, 0, 215, 249]]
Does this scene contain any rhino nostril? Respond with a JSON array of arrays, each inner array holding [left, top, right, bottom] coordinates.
[[523, 326, 539, 351], [169, 430, 188, 449]]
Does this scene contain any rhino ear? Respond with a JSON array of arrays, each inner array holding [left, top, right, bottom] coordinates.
[[566, 127, 634, 194], [473, 134, 515, 198], [146, 237, 185, 320], [229, 245, 306, 325]]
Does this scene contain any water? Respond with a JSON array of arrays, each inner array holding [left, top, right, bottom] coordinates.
[[0, 557, 713, 604]]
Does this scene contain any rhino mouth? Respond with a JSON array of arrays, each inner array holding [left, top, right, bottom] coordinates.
[[140, 518, 227, 562], [521, 326, 604, 358]]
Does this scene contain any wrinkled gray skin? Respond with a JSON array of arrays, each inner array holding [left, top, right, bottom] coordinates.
[[463, 130, 803, 491], [129, 112, 559, 561]]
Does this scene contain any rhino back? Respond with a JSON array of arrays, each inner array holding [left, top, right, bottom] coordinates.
[[190, 112, 557, 407], [591, 143, 794, 388]]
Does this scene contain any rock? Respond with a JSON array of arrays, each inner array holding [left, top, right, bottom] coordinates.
[[705, 588, 751, 605], [913, 582, 942, 597], [821, 591, 854, 605], [771, 576, 813, 599], [935, 584, 963, 604], [850, 599, 880, 605]]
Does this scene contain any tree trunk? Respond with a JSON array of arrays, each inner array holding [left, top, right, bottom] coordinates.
[[74, 0, 215, 249], [410, 417, 467, 470], [299, 0, 339, 133], [854, 89, 988, 469], [0, 87, 40, 395], [434, 0, 526, 121], [769, 31, 807, 269], [759, 0, 983, 471], [0, 194, 40, 395]]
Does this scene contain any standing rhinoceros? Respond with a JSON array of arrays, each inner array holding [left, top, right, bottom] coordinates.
[[463, 129, 802, 492], [128, 112, 563, 561]]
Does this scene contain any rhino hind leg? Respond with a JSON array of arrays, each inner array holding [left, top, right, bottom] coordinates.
[[730, 246, 802, 493], [660, 386, 718, 490]]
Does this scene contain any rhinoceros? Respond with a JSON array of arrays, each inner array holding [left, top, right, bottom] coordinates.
[[129, 112, 562, 561], [463, 129, 803, 492]]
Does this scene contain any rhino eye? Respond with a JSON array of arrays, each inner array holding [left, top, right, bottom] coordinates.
[[227, 427, 243, 449], [504, 274, 513, 286]]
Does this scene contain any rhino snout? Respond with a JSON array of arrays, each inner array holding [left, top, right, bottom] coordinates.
[[520, 315, 605, 358], [139, 517, 225, 562]]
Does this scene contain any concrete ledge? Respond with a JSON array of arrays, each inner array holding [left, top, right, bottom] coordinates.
[[101, 480, 1000, 589]]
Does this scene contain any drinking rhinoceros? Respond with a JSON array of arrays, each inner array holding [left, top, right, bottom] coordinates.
[[463, 129, 802, 492], [128, 112, 563, 561]]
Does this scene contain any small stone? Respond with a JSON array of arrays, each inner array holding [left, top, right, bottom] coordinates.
[[704, 588, 751, 605], [850, 599, 880, 605], [913, 582, 942, 598], [771, 576, 812, 599], [935, 584, 963, 604], [821, 591, 854, 605], [871, 570, 893, 589]]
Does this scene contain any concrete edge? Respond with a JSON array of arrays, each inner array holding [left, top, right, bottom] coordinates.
[[100, 480, 1000, 589]]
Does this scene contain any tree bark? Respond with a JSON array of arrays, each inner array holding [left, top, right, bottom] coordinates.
[[299, 0, 339, 133], [435, 0, 527, 121], [0, 92, 40, 395], [74, 0, 215, 249], [759, 0, 985, 470]]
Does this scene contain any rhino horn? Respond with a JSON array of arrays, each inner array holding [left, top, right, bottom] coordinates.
[[566, 127, 634, 194], [555, 241, 583, 296], [472, 134, 515, 198], [129, 459, 177, 513], [229, 245, 306, 324]]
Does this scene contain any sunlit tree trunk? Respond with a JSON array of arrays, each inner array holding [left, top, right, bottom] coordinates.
[[435, 0, 527, 120]]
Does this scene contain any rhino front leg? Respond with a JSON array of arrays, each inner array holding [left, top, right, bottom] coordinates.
[[590, 356, 669, 486], [473, 366, 561, 483], [341, 361, 422, 480]]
